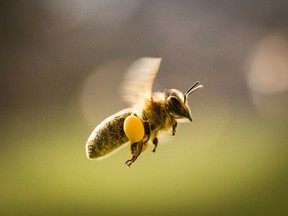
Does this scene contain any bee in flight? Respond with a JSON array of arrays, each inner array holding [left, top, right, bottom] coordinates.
[[86, 58, 203, 166]]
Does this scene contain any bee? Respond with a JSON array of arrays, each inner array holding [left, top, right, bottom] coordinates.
[[86, 58, 203, 166]]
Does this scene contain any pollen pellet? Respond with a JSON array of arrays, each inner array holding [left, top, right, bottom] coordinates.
[[123, 115, 145, 143]]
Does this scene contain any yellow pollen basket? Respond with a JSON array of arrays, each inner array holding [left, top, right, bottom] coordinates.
[[123, 115, 145, 143]]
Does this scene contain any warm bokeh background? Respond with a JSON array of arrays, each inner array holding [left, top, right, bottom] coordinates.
[[1, 1, 288, 215]]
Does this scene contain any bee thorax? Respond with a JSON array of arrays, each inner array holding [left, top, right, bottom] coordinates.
[[141, 96, 175, 133]]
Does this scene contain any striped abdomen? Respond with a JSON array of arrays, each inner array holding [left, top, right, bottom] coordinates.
[[86, 109, 133, 159]]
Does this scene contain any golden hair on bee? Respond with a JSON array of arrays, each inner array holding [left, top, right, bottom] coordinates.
[[85, 57, 202, 167]]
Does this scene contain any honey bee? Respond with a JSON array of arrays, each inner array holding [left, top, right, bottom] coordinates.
[[86, 58, 203, 166]]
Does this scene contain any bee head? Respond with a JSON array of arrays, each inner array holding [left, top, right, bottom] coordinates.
[[165, 81, 203, 122]]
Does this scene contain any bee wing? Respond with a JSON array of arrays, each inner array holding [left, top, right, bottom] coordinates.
[[122, 57, 162, 109]]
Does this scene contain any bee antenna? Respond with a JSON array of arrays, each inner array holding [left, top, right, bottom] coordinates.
[[184, 81, 203, 96]]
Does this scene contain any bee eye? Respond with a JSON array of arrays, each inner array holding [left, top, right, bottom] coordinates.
[[168, 96, 182, 112], [168, 96, 181, 109]]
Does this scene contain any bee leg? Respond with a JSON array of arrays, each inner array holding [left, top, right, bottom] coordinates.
[[143, 121, 151, 141], [125, 141, 144, 167], [172, 121, 177, 136], [152, 137, 158, 153]]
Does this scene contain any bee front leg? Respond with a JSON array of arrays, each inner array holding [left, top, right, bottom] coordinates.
[[152, 137, 158, 153], [125, 141, 145, 167], [172, 121, 177, 136]]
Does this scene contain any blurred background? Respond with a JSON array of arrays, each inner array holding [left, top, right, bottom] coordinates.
[[1, 0, 288, 215]]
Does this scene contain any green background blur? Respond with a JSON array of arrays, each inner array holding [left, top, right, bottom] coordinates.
[[1, 1, 288, 215]]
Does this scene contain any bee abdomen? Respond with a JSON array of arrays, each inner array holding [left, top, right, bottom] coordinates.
[[86, 109, 133, 159], [86, 144, 98, 159]]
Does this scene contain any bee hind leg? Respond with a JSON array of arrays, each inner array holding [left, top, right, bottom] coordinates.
[[125, 141, 145, 167]]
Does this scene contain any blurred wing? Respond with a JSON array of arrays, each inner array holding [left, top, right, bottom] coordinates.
[[122, 57, 162, 109]]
